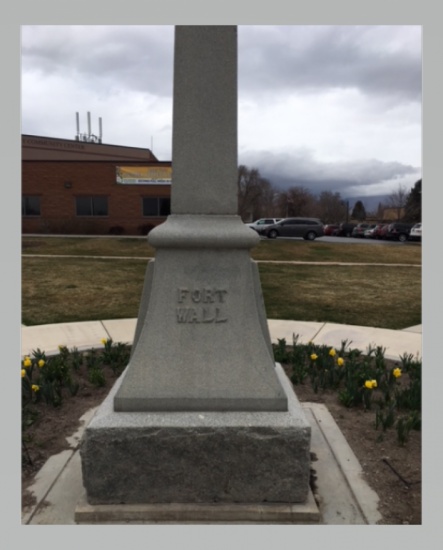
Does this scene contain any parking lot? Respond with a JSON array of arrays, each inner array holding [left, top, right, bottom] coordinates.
[[260, 234, 420, 246]]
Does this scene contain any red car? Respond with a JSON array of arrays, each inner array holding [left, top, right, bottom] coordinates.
[[374, 224, 389, 239], [323, 224, 340, 236], [364, 223, 384, 238]]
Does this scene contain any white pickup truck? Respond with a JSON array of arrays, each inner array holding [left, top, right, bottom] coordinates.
[[246, 218, 283, 234]]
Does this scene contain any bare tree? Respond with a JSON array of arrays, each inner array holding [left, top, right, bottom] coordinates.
[[316, 191, 348, 223], [237, 165, 273, 221], [388, 184, 409, 220], [284, 186, 317, 217], [273, 191, 291, 217], [257, 178, 276, 216]]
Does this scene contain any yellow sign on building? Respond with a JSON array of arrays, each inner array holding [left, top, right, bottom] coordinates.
[[116, 166, 172, 184]]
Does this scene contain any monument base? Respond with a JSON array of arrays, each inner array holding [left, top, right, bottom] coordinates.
[[75, 491, 320, 524], [80, 365, 311, 505]]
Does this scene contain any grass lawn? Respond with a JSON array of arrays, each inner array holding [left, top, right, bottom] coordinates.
[[22, 236, 421, 329]]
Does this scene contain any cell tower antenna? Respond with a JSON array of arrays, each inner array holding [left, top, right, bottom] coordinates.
[[75, 112, 101, 143]]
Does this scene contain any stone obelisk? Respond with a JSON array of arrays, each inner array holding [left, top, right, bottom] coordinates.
[[113, 25, 287, 413], [79, 26, 311, 511]]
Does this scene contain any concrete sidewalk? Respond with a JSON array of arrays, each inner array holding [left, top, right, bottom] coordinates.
[[21, 318, 422, 361], [21, 319, 422, 525]]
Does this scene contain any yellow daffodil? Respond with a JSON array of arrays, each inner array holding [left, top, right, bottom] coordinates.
[[101, 338, 108, 345], [393, 368, 402, 378], [38, 359, 45, 368], [337, 357, 344, 367], [31, 384, 40, 392], [310, 353, 318, 361], [329, 348, 336, 357], [23, 357, 32, 368], [372, 379, 377, 388], [21, 369, 26, 378], [364, 380, 377, 390]]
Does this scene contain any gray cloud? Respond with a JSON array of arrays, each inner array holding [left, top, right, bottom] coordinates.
[[239, 148, 420, 197], [21, 25, 422, 198], [239, 26, 421, 103], [22, 25, 421, 103], [21, 26, 175, 97]]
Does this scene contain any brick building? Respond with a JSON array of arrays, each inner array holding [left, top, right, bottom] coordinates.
[[22, 134, 172, 235]]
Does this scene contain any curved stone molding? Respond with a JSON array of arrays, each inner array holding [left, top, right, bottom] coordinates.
[[148, 214, 260, 249]]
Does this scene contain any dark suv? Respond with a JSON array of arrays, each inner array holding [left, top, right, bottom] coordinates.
[[384, 222, 414, 242], [263, 217, 324, 240]]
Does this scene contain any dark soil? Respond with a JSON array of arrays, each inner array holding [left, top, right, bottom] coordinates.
[[21, 364, 421, 524], [293, 381, 421, 524]]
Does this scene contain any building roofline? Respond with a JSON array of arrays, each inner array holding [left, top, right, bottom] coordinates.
[[22, 134, 166, 162], [22, 134, 157, 153]]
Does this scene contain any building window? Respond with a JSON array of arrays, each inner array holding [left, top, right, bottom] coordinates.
[[142, 197, 171, 217], [76, 196, 108, 216], [22, 196, 41, 216]]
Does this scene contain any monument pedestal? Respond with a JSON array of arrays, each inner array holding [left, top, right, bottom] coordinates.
[[114, 215, 287, 413], [79, 26, 313, 515], [80, 364, 311, 506]]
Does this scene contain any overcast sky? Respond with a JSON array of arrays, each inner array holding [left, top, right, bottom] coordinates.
[[21, 25, 422, 202]]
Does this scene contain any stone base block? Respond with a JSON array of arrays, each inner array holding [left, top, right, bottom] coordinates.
[[80, 365, 311, 505], [75, 489, 320, 524]]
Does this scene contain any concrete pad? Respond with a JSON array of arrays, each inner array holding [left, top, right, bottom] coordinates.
[[312, 323, 422, 361], [21, 321, 109, 357], [402, 324, 422, 334], [23, 408, 98, 525], [28, 451, 86, 525], [268, 319, 325, 345], [101, 318, 136, 345], [65, 407, 99, 449], [75, 490, 320, 524], [22, 449, 75, 524], [303, 404, 382, 524]]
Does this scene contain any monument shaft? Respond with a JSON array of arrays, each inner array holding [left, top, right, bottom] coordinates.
[[172, 26, 238, 215]]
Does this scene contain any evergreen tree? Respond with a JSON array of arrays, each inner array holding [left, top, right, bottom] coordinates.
[[404, 179, 422, 223], [351, 200, 366, 221]]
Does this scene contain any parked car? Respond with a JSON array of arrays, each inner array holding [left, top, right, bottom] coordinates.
[[371, 224, 387, 239], [363, 224, 381, 238], [377, 224, 390, 240], [262, 217, 324, 240], [409, 222, 422, 242], [323, 224, 340, 236], [352, 223, 372, 238], [383, 222, 414, 242], [246, 218, 283, 233], [334, 222, 357, 237]]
